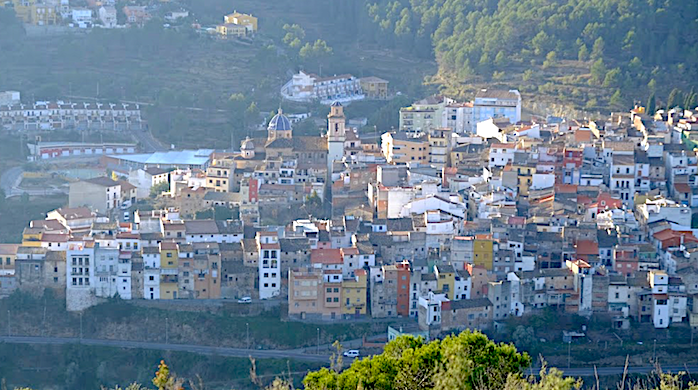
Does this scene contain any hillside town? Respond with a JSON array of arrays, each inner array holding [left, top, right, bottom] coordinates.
[[2, 85, 698, 342]]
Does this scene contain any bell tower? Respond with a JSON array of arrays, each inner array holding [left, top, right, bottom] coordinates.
[[327, 101, 346, 173]]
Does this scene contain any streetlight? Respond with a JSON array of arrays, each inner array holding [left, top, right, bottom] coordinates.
[[567, 341, 571, 368], [317, 328, 320, 355], [79, 312, 83, 340], [246, 323, 250, 350], [166, 317, 169, 344], [6, 310, 9, 337]]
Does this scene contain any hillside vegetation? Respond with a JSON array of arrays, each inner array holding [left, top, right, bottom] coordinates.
[[304, 0, 698, 111]]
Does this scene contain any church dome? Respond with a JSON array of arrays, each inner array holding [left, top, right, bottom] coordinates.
[[241, 137, 254, 151], [268, 108, 292, 132]]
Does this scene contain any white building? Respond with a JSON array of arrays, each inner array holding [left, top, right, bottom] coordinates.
[[472, 89, 521, 129], [281, 71, 364, 105], [66, 242, 97, 311], [488, 143, 517, 168], [258, 231, 281, 299], [0, 91, 20, 106], [71, 8, 93, 28], [93, 245, 131, 299], [442, 102, 473, 135], [98, 6, 117, 28]]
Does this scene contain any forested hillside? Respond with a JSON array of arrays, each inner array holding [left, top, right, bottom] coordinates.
[[302, 0, 698, 110]]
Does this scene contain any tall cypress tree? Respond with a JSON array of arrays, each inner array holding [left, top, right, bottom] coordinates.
[[666, 88, 682, 110], [646, 92, 656, 115], [684, 87, 696, 109]]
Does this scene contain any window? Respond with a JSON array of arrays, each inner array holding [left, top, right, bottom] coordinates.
[[149, 276, 154, 281]]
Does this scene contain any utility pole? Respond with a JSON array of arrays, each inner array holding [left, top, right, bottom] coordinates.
[[246, 323, 250, 350], [653, 339, 657, 363], [79, 312, 83, 340], [317, 328, 320, 355], [6, 310, 9, 337], [166, 317, 169, 344], [567, 341, 571, 368]]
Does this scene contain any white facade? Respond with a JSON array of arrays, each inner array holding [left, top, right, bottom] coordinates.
[[144, 268, 160, 300], [442, 104, 474, 135], [281, 71, 364, 105], [71, 9, 93, 28], [98, 6, 117, 28], [258, 233, 281, 299], [94, 246, 131, 299], [399, 194, 466, 219], [488, 144, 516, 168], [472, 89, 521, 128]]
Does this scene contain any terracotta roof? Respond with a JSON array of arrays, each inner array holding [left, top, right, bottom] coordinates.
[[341, 247, 359, 256], [160, 241, 178, 250], [311, 248, 343, 264], [84, 176, 120, 187], [674, 183, 691, 193], [0, 244, 20, 256], [575, 240, 598, 255], [51, 207, 94, 220]]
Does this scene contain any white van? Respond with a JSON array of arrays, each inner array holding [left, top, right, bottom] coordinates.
[[343, 350, 359, 358], [237, 297, 252, 304], [123, 211, 130, 221]]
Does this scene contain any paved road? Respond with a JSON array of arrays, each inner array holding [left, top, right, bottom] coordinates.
[[128, 128, 167, 153], [0, 166, 22, 197], [1, 335, 695, 377], [0, 336, 332, 363]]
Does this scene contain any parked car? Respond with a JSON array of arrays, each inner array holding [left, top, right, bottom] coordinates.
[[123, 211, 130, 221], [120, 200, 132, 210], [343, 350, 360, 358], [237, 297, 252, 304]]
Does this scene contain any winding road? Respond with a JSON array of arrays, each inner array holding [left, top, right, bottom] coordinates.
[[0, 335, 695, 377], [0, 336, 332, 363]]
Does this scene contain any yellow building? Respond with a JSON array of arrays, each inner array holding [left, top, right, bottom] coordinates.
[[160, 241, 179, 269], [510, 164, 536, 196], [341, 269, 367, 317], [381, 131, 429, 164], [160, 275, 178, 299], [0, 244, 19, 271], [434, 265, 456, 299], [224, 11, 257, 33], [21, 228, 43, 247], [216, 23, 247, 38], [205, 158, 234, 192], [159, 242, 178, 299], [473, 236, 494, 271], [360, 77, 389, 100], [7, 0, 58, 25]]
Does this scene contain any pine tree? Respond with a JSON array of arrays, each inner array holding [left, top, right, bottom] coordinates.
[[610, 89, 623, 107], [646, 92, 656, 115]]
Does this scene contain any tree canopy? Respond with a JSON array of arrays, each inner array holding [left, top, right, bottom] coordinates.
[[303, 331, 531, 390]]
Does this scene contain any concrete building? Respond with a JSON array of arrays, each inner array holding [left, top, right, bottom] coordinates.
[[281, 71, 364, 105], [359, 77, 389, 100], [98, 6, 117, 28], [69, 176, 121, 213], [381, 132, 429, 164], [399, 96, 454, 135]]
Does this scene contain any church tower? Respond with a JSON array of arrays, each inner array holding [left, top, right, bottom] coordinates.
[[327, 101, 346, 172]]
